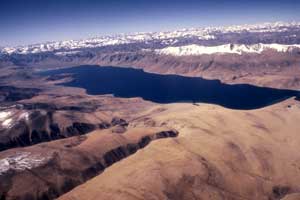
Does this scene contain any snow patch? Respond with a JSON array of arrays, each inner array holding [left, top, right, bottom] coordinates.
[[0, 111, 12, 120], [0, 110, 30, 128], [0, 152, 51, 175], [2, 118, 13, 128], [0, 111, 13, 128], [18, 112, 29, 121]]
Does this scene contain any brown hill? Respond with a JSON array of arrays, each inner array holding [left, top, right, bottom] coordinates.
[[0, 127, 177, 200], [59, 98, 300, 200]]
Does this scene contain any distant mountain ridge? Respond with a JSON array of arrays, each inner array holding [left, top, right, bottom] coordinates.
[[1, 21, 300, 55]]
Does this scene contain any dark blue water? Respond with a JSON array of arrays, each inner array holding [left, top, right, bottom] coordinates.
[[40, 65, 299, 110]]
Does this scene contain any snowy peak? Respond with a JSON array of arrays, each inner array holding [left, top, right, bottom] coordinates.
[[1, 21, 300, 55], [155, 43, 300, 56]]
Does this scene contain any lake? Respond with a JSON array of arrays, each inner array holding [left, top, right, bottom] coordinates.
[[39, 65, 299, 110]]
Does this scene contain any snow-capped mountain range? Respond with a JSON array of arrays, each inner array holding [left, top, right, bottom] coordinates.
[[1, 21, 300, 56], [156, 43, 300, 56]]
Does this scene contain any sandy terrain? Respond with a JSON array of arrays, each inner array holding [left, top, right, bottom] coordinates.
[[59, 98, 300, 200]]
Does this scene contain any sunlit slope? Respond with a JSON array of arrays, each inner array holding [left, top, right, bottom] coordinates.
[[60, 98, 300, 200]]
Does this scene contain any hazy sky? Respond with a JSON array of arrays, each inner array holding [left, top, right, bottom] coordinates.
[[1, 0, 300, 46]]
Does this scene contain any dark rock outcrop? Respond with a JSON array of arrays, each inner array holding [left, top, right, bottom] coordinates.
[[0, 86, 40, 103], [272, 185, 291, 199], [22, 103, 96, 112], [104, 130, 178, 167], [111, 117, 128, 127]]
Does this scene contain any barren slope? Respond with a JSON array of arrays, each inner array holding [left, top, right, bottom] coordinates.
[[0, 127, 177, 200], [60, 98, 300, 200]]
